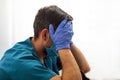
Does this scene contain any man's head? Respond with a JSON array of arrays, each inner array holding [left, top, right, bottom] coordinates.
[[33, 5, 73, 48], [33, 5, 73, 39]]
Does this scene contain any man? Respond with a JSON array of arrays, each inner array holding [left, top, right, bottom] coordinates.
[[0, 5, 90, 80]]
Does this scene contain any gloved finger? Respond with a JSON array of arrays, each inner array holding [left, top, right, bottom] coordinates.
[[64, 21, 72, 28], [69, 22, 73, 31], [58, 19, 68, 29], [64, 21, 73, 32], [49, 24, 55, 38]]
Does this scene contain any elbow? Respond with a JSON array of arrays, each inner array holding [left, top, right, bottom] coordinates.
[[82, 66, 91, 73], [85, 67, 90, 73]]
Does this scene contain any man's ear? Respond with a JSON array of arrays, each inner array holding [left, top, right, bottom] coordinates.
[[41, 29, 49, 41]]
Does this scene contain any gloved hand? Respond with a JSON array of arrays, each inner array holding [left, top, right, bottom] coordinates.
[[49, 19, 74, 51]]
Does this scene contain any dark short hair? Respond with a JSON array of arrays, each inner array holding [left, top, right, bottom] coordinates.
[[33, 5, 73, 39]]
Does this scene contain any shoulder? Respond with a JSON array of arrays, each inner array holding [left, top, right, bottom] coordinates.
[[2, 37, 37, 60]]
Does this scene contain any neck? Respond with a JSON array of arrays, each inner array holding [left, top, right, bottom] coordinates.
[[31, 37, 47, 60]]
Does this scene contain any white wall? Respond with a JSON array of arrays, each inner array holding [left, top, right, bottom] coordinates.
[[0, 0, 12, 58], [0, 0, 120, 79]]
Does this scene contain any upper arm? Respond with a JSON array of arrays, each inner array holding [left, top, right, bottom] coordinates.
[[0, 67, 11, 80], [70, 44, 90, 73], [15, 60, 58, 80]]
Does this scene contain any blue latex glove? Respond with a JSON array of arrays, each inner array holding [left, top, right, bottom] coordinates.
[[49, 19, 74, 51]]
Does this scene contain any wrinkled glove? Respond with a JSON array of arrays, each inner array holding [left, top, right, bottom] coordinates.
[[49, 19, 74, 51]]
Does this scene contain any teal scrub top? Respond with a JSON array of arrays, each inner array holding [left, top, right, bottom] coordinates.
[[0, 37, 62, 80]]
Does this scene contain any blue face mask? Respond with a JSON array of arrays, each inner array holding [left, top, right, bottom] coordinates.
[[46, 44, 58, 56]]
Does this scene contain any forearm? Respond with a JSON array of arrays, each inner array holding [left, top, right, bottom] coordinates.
[[49, 19, 82, 80], [71, 44, 90, 73], [58, 49, 82, 80]]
